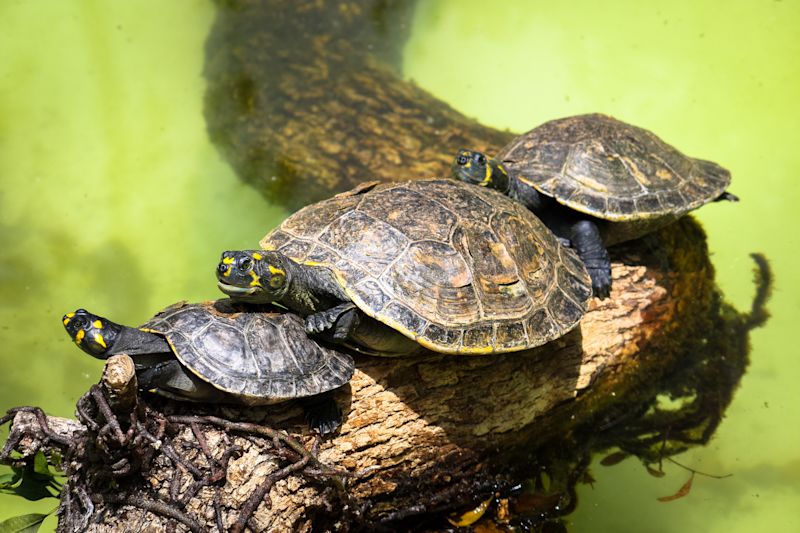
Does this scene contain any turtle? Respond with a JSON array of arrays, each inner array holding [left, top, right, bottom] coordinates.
[[62, 299, 355, 434], [451, 113, 738, 298], [216, 178, 592, 356]]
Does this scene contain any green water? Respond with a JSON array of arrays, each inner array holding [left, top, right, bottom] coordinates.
[[1, 1, 797, 530]]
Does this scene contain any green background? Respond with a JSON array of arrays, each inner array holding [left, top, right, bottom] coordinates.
[[1, 1, 797, 531]]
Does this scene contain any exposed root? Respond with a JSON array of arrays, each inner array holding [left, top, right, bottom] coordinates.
[[1, 380, 350, 532], [744, 253, 772, 330], [97, 493, 204, 533]]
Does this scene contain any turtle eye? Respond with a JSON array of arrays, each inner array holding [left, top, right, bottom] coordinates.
[[475, 154, 486, 165], [457, 154, 469, 166], [239, 258, 253, 271], [72, 314, 88, 329]]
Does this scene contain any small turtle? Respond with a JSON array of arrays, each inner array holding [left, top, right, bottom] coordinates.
[[452, 114, 738, 298], [63, 300, 354, 434], [217, 179, 592, 356]]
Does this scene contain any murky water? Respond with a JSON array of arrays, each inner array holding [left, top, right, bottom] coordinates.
[[1, 1, 797, 530]]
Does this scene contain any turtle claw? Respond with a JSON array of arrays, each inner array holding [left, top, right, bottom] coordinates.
[[588, 267, 612, 299], [305, 303, 358, 337], [305, 312, 334, 334]]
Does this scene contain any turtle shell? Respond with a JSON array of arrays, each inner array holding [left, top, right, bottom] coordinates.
[[496, 114, 731, 221], [261, 179, 592, 355], [141, 300, 354, 403]]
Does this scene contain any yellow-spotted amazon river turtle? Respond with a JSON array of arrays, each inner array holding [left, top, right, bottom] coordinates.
[[63, 300, 354, 434], [217, 179, 592, 356], [452, 114, 738, 298]]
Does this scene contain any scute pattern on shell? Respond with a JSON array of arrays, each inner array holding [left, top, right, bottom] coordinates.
[[142, 301, 354, 402], [496, 114, 731, 221], [260, 179, 592, 354]]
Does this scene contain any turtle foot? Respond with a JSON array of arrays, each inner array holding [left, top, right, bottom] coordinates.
[[302, 394, 343, 436], [305, 312, 336, 334], [305, 303, 357, 337], [588, 267, 612, 300]]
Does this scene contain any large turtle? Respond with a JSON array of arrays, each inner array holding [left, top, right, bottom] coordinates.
[[451, 114, 738, 298], [63, 299, 354, 434], [216, 179, 592, 356]]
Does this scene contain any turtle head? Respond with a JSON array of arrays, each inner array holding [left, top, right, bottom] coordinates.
[[451, 149, 510, 193], [452, 149, 491, 186], [217, 250, 290, 304], [63, 309, 122, 359]]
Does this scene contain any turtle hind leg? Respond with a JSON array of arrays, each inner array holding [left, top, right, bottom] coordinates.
[[300, 392, 343, 436], [569, 219, 612, 299], [715, 191, 739, 202]]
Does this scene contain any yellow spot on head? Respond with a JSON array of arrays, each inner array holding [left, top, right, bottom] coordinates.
[[464, 161, 472, 169], [92, 320, 103, 329], [268, 265, 285, 276], [66, 312, 75, 318], [481, 161, 493, 186], [63, 312, 75, 326], [75, 329, 85, 345], [94, 334, 107, 349], [266, 264, 286, 289], [249, 271, 262, 287], [222, 266, 232, 277], [222, 256, 235, 265], [252, 252, 263, 260]]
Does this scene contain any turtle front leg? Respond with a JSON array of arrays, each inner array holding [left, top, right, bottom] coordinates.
[[305, 302, 358, 338], [332, 306, 360, 341], [136, 359, 228, 403], [569, 219, 611, 299]]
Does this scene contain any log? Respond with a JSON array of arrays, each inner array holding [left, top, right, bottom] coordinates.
[[3, 217, 766, 531]]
